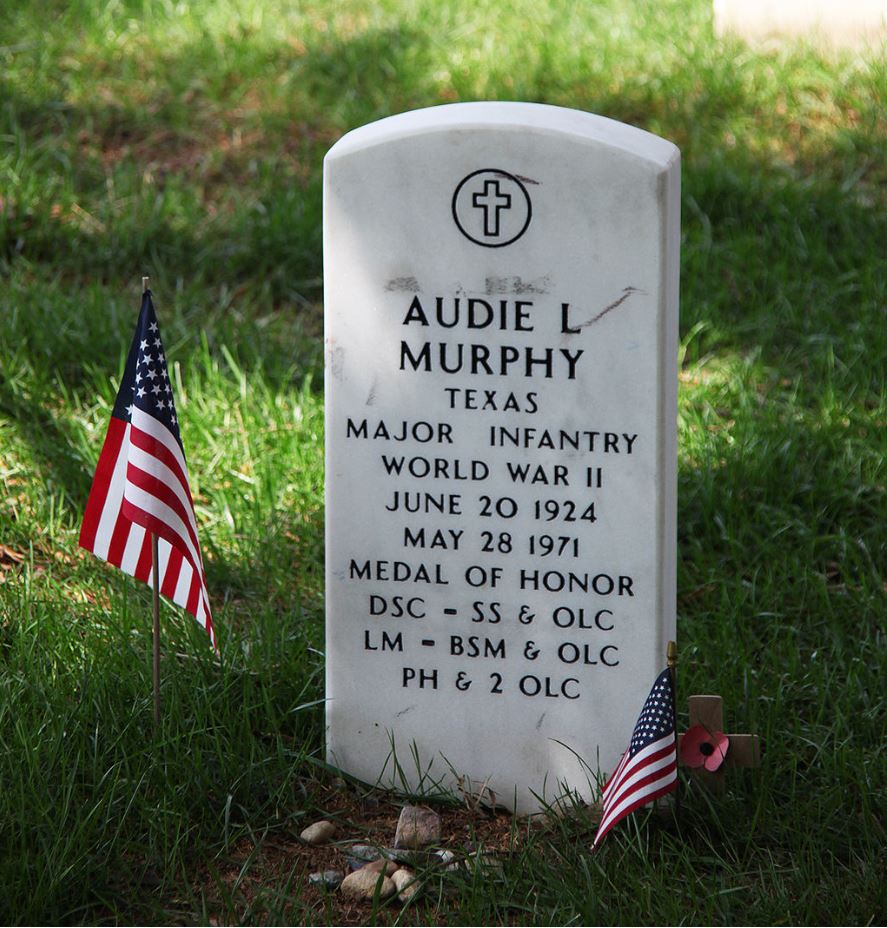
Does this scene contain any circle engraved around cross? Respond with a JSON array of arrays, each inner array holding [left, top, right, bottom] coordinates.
[[451, 169, 532, 248]]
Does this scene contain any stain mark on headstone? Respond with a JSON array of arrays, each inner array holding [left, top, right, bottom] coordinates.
[[536, 713, 546, 730], [328, 345, 346, 382], [365, 377, 378, 406], [485, 275, 551, 295], [395, 705, 417, 718], [513, 174, 540, 185], [576, 287, 644, 329], [385, 276, 421, 292]]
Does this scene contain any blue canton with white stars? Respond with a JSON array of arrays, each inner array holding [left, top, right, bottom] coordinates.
[[627, 669, 675, 757], [114, 291, 183, 449]]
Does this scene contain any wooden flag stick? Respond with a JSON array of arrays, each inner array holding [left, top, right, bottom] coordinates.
[[152, 533, 161, 728], [142, 276, 161, 729]]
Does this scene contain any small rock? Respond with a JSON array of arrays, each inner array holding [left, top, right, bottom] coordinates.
[[391, 868, 420, 903], [435, 849, 460, 871], [308, 869, 344, 890], [382, 846, 408, 861], [349, 843, 382, 861], [362, 858, 399, 876], [474, 851, 504, 874], [300, 819, 336, 845], [465, 850, 504, 877], [383, 846, 435, 867], [347, 844, 386, 870], [394, 805, 441, 849], [340, 868, 396, 901]]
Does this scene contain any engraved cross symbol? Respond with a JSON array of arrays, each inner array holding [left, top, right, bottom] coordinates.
[[472, 179, 512, 237]]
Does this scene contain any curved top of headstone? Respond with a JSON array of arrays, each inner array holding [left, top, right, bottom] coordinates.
[[326, 102, 679, 170]]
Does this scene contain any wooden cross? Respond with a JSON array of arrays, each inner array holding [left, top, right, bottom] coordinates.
[[678, 694, 761, 795]]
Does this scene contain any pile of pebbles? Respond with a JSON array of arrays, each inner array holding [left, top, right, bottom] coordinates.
[[302, 805, 494, 903]]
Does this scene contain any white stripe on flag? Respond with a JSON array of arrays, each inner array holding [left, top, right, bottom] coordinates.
[[127, 441, 200, 543], [123, 482, 203, 575], [601, 751, 630, 802], [92, 423, 131, 559], [119, 522, 147, 575], [603, 735, 675, 808], [596, 738, 677, 837], [596, 766, 677, 840], [173, 557, 193, 606], [131, 406, 192, 485]]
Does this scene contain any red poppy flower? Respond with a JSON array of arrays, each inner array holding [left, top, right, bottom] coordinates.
[[681, 725, 729, 772]]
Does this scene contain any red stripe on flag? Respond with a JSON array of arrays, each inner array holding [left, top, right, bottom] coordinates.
[[604, 741, 676, 804], [106, 511, 134, 567], [600, 754, 677, 822], [186, 572, 201, 618], [593, 770, 677, 848], [161, 547, 184, 599], [125, 461, 201, 556], [120, 505, 211, 626], [121, 480, 200, 565], [600, 751, 628, 798], [121, 499, 202, 585], [135, 531, 153, 582], [129, 425, 195, 508], [79, 417, 126, 552]]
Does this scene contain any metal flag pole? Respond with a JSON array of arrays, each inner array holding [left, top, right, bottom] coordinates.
[[667, 639, 680, 819], [143, 275, 162, 729]]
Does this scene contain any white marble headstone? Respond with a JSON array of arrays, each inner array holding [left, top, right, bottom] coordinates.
[[324, 103, 679, 813]]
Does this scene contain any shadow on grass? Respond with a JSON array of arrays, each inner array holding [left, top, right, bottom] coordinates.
[[0, 362, 96, 507], [2, 21, 883, 646], [2, 24, 883, 359], [1, 13, 884, 925], [2, 12, 884, 627], [681, 161, 885, 391], [0, 68, 324, 305]]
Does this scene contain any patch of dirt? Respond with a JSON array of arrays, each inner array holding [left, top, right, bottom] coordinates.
[[76, 113, 338, 199], [188, 781, 526, 925]]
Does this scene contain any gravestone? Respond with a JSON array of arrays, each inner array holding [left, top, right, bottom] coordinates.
[[324, 103, 680, 813]]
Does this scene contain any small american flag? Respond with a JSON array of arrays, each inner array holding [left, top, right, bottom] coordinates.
[[79, 290, 215, 648], [592, 668, 677, 849]]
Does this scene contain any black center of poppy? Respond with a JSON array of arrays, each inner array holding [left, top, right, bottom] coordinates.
[[700, 742, 715, 756]]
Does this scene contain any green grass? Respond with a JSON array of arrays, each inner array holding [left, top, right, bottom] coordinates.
[[1, 0, 885, 923]]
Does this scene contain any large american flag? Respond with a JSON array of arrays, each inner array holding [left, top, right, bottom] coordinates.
[[592, 668, 677, 849], [79, 290, 215, 648]]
